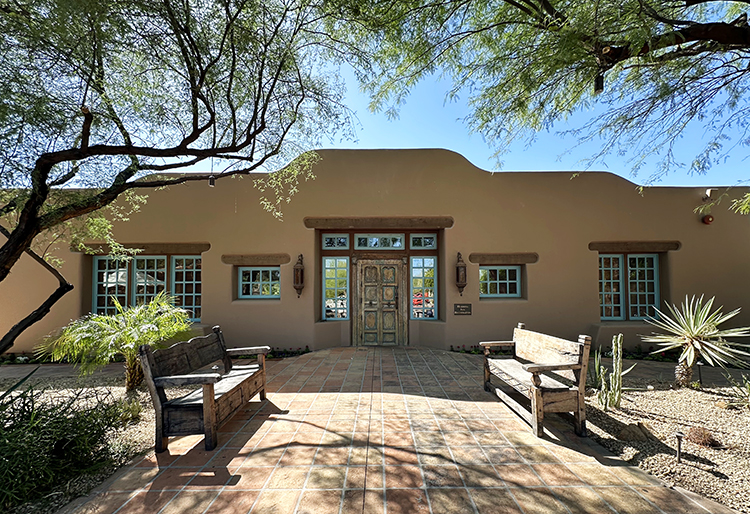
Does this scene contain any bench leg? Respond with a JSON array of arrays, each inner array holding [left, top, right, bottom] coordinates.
[[154, 409, 168, 453], [203, 384, 218, 451], [260, 388, 266, 401], [574, 393, 587, 437], [530, 377, 544, 438]]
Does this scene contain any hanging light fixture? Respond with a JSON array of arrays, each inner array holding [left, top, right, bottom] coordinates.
[[293, 254, 305, 297], [455, 252, 467, 296], [208, 175, 216, 187]]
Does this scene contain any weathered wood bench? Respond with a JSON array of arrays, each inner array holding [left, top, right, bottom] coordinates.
[[138, 326, 270, 452], [481, 323, 591, 437]]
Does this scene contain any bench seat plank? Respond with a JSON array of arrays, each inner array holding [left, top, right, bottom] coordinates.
[[487, 359, 571, 394]]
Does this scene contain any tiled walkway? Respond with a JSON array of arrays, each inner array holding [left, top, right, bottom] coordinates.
[[67, 348, 735, 514]]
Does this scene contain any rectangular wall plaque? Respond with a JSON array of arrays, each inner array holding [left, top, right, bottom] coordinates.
[[454, 304, 472, 315]]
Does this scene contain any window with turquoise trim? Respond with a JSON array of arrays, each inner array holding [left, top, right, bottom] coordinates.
[[323, 257, 349, 319], [410, 233, 437, 249], [599, 254, 659, 320], [93, 256, 128, 315], [239, 267, 281, 299], [133, 256, 167, 305], [322, 233, 349, 249], [172, 256, 202, 321], [411, 257, 437, 319], [479, 266, 521, 297]]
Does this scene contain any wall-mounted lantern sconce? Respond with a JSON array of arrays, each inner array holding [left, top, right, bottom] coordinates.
[[456, 252, 467, 296], [293, 254, 304, 297], [208, 175, 216, 187]]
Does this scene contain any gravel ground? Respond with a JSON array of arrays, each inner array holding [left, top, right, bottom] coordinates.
[[2, 372, 749, 514], [586, 378, 750, 514]]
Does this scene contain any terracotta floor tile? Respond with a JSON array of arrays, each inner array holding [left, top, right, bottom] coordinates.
[[112, 491, 179, 514], [251, 489, 300, 514], [547, 444, 598, 463], [225, 466, 274, 489], [495, 464, 544, 487], [443, 432, 479, 447], [516, 445, 562, 463], [383, 446, 419, 466], [342, 490, 385, 514], [484, 446, 524, 464], [502, 430, 542, 445], [511, 488, 569, 514], [225, 432, 265, 449], [266, 466, 310, 489], [566, 463, 624, 485], [632, 486, 709, 514], [313, 446, 350, 466], [532, 464, 585, 486], [133, 452, 181, 469], [279, 446, 319, 466], [242, 447, 285, 467], [296, 490, 344, 514], [256, 432, 294, 449], [417, 446, 454, 466], [349, 447, 384, 465], [551, 487, 619, 514], [470, 489, 523, 514], [384, 465, 423, 488], [184, 468, 234, 489], [71, 492, 134, 514], [458, 464, 505, 488], [385, 488, 430, 514], [422, 465, 464, 488], [203, 490, 259, 514], [427, 488, 474, 514], [209, 448, 252, 470], [608, 464, 664, 486], [594, 486, 663, 514], [147, 467, 201, 490], [159, 490, 218, 514], [451, 447, 491, 465], [107, 467, 160, 491], [173, 449, 216, 467], [307, 466, 347, 489]]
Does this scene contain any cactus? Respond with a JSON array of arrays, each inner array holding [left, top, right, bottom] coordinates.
[[595, 334, 636, 411]]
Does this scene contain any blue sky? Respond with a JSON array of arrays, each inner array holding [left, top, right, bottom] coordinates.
[[322, 69, 749, 187]]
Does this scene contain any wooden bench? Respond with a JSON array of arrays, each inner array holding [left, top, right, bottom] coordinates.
[[481, 323, 591, 437], [138, 326, 270, 452]]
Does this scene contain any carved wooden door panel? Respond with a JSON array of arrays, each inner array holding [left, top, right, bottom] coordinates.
[[356, 259, 406, 345]]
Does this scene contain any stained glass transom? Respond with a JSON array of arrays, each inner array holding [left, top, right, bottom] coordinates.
[[172, 256, 202, 321], [133, 256, 167, 305], [323, 233, 349, 249], [479, 266, 521, 298], [354, 234, 404, 250], [323, 257, 349, 319], [411, 257, 437, 319], [410, 234, 437, 249], [93, 256, 128, 315], [239, 267, 281, 299]]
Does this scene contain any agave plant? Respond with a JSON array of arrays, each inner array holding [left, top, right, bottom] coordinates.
[[37, 292, 191, 390], [642, 295, 750, 387]]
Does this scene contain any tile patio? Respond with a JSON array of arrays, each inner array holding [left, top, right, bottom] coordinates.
[[63, 348, 736, 514]]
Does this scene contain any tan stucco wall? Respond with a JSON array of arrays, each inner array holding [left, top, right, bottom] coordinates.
[[2, 149, 749, 354]]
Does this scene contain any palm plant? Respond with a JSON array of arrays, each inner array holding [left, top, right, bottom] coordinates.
[[37, 292, 191, 390], [642, 295, 750, 387]]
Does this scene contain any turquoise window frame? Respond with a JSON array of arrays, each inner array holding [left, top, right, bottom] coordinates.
[[410, 233, 437, 250], [354, 233, 405, 250], [479, 265, 521, 298], [132, 256, 167, 306], [171, 256, 202, 322], [238, 266, 281, 299], [599, 254, 624, 320], [598, 253, 660, 321], [322, 233, 349, 249], [92, 256, 129, 315], [322, 257, 349, 320], [410, 256, 437, 319]]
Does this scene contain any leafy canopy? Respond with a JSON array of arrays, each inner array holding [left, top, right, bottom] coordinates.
[[341, 0, 750, 198]]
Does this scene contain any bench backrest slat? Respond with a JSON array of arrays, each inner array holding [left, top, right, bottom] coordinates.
[[150, 330, 229, 377], [514, 327, 587, 382]]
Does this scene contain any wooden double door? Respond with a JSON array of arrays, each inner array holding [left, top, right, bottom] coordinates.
[[354, 258, 408, 346]]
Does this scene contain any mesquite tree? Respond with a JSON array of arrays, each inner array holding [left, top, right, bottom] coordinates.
[[340, 0, 750, 198], [0, 0, 358, 353]]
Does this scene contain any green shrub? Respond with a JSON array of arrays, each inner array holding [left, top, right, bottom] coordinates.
[[724, 373, 750, 409], [0, 370, 138, 510]]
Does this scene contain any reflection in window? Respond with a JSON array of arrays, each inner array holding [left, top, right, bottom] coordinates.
[[133, 256, 167, 305], [323, 233, 349, 249], [411, 257, 437, 319], [239, 267, 281, 299], [93, 256, 129, 315], [172, 256, 202, 321], [599, 253, 659, 320], [410, 234, 437, 249], [323, 257, 349, 319], [479, 266, 521, 298]]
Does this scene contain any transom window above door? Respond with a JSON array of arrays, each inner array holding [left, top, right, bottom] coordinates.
[[354, 234, 405, 250]]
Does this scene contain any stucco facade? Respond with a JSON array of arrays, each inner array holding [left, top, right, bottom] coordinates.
[[2, 149, 749, 354]]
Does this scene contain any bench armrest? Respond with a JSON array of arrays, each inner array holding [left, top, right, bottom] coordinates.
[[480, 341, 516, 348], [522, 362, 581, 373], [226, 346, 271, 357], [154, 373, 222, 387]]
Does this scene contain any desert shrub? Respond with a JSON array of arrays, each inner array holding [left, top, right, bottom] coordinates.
[[724, 373, 750, 409], [0, 370, 139, 510]]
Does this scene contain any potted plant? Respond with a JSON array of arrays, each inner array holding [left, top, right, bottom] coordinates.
[[642, 295, 750, 387]]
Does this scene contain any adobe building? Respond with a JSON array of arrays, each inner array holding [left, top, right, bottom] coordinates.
[[2, 149, 749, 354]]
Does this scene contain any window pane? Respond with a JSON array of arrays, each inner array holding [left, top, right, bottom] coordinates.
[[479, 265, 521, 298]]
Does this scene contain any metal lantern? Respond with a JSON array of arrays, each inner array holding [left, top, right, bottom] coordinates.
[[293, 254, 304, 297], [456, 252, 467, 296]]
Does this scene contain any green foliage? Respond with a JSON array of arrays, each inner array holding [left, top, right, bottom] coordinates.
[[37, 292, 191, 389], [0, 377, 139, 510], [343, 0, 750, 189], [724, 372, 750, 409], [591, 334, 635, 411], [643, 295, 750, 371]]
